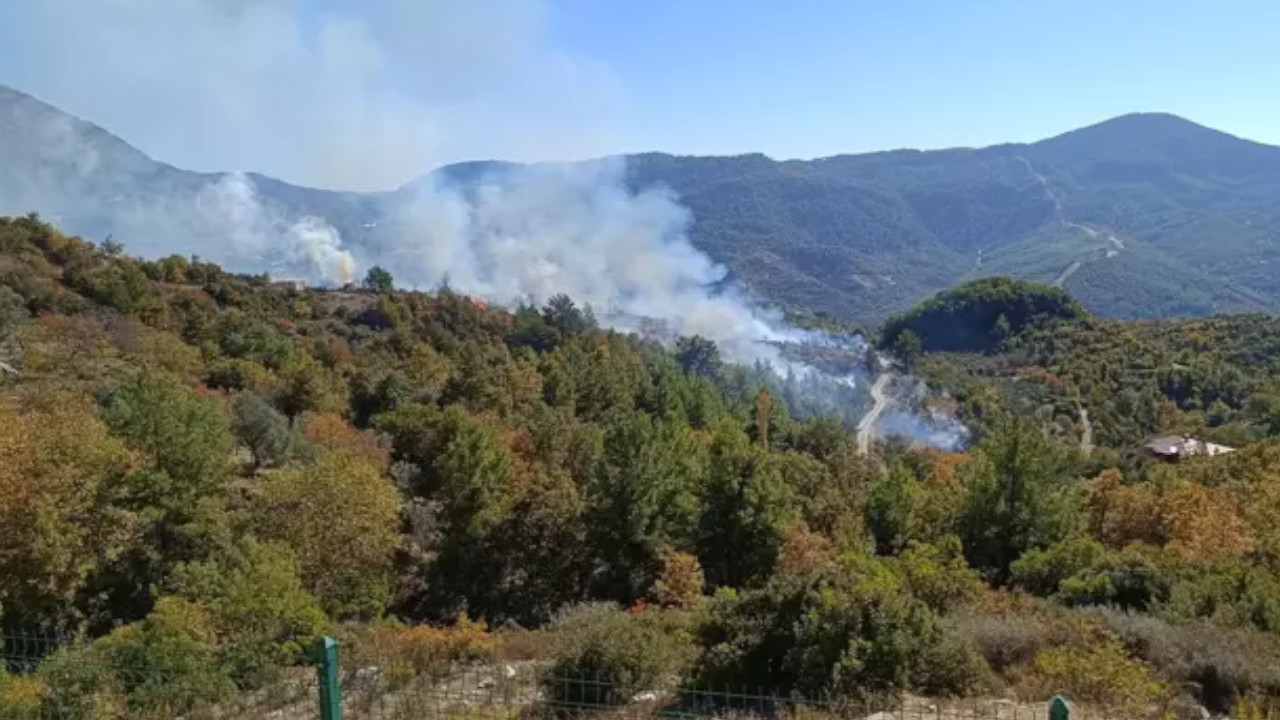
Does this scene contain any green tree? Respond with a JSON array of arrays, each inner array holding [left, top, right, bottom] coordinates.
[[698, 423, 798, 588], [541, 293, 594, 337], [362, 265, 394, 292], [276, 352, 348, 418], [991, 312, 1013, 343], [675, 335, 722, 380], [957, 416, 1078, 582], [94, 373, 237, 623], [892, 328, 923, 369], [414, 408, 522, 617], [867, 461, 927, 555], [100, 372, 233, 490], [587, 413, 704, 602], [231, 392, 302, 470]]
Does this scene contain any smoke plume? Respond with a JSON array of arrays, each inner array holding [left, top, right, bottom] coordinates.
[[0, 0, 966, 447], [372, 159, 795, 365]]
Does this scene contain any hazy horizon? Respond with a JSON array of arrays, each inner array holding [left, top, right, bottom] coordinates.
[[1, 1, 1277, 191]]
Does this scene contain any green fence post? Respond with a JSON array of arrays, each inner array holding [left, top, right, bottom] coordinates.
[[1050, 696, 1070, 720], [315, 636, 342, 720]]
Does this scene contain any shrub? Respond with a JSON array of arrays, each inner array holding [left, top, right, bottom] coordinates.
[[170, 540, 329, 687], [951, 605, 1091, 675], [893, 536, 983, 613], [343, 615, 498, 688], [1159, 565, 1280, 633], [1055, 545, 1168, 611], [37, 599, 235, 720], [912, 623, 995, 697], [0, 671, 46, 720], [695, 554, 940, 701], [494, 626, 553, 662], [1010, 536, 1108, 597], [1016, 638, 1169, 713], [1094, 609, 1280, 714], [1237, 697, 1280, 720], [543, 603, 690, 707]]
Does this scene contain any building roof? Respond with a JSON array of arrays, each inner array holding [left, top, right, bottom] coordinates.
[[1145, 435, 1235, 458]]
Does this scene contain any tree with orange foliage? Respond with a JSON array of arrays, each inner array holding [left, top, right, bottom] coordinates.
[[651, 550, 706, 608], [302, 411, 389, 465], [1160, 481, 1253, 564], [776, 522, 835, 575]]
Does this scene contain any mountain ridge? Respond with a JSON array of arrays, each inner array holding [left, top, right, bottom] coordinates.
[[3, 81, 1280, 322]]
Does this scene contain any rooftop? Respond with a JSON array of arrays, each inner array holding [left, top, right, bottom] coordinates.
[[1145, 435, 1236, 459]]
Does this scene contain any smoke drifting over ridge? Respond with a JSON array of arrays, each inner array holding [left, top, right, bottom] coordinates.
[[0, 0, 813, 367], [0, 0, 966, 446], [373, 159, 799, 365], [131, 173, 357, 285]]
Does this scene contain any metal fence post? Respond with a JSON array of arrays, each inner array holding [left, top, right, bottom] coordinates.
[[1050, 696, 1070, 720], [315, 636, 343, 720]]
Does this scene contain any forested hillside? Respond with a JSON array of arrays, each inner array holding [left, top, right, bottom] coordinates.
[[4, 219, 1280, 719], [909, 283, 1280, 463]]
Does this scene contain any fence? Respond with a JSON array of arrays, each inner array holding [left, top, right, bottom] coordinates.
[[2, 631, 1076, 720]]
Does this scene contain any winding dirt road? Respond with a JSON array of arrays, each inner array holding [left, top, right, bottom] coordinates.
[[857, 373, 892, 455], [1013, 155, 1125, 289]]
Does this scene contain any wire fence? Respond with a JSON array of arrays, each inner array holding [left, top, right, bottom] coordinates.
[[2, 631, 1076, 720], [337, 665, 1063, 720]]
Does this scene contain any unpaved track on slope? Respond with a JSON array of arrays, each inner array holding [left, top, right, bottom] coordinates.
[[857, 374, 892, 455], [1052, 261, 1082, 288], [1014, 155, 1125, 290]]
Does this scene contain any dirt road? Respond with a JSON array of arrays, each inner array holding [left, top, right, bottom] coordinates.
[[857, 373, 892, 455], [1015, 155, 1126, 290], [1052, 261, 1082, 288]]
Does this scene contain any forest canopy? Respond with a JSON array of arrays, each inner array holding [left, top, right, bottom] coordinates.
[[3, 215, 1280, 719], [881, 277, 1088, 355]]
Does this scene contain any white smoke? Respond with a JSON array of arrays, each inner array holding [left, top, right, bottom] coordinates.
[[189, 175, 356, 285], [0, 0, 968, 447], [104, 173, 356, 285], [879, 408, 969, 451], [372, 159, 793, 364], [0, 0, 623, 191]]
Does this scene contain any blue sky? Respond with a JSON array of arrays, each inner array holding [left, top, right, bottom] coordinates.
[[1, 0, 1277, 188], [548, 0, 1280, 157]]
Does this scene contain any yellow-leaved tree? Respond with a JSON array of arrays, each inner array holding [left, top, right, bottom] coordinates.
[[0, 394, 138, 629], [251, 450, 401, 619]]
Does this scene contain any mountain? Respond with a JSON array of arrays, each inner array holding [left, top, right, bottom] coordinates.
[[0, 84, 379, 266], [4, 81, 1280, 322], [616, 114, 1280, 321]]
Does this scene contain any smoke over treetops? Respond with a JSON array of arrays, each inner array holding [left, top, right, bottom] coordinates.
[[0, 0, 965, 447]]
